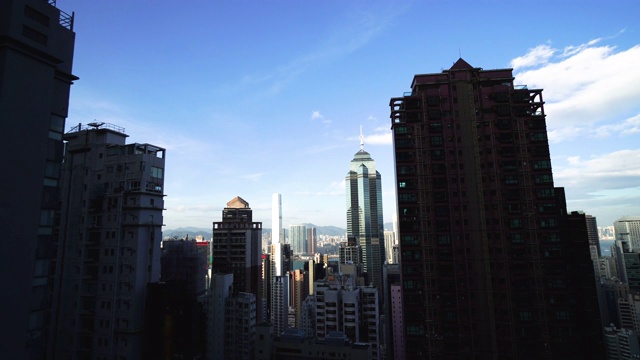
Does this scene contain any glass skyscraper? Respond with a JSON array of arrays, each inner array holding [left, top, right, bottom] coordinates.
[[345, 136, 385, 289]]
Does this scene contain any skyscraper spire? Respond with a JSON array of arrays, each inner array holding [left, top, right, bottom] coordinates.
[[359, 125, 364, 150]]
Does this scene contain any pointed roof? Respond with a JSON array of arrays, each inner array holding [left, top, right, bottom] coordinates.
[[226, 196, 249, 209], [450, 58, 473, 70]]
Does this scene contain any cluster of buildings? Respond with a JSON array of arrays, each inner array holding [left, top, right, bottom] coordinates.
[[0, 1, 635, 359], [594, 216, 640, 358]]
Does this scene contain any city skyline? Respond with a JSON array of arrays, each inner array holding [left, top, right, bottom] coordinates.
[[65, 1, 640, 229]]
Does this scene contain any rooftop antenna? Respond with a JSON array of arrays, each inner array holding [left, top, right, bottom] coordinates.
[[359, 125, 364, 150], [459, 47, 462, 58]]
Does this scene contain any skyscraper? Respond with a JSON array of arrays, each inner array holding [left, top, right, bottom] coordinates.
[[615, 216, 640, 251], [272, 193, 283, 276], [307, 226, 317, 254], [345, 131, 385, 289], [0, 1, 76, 357], [289, 224, 307, 255], [53, 123, 166, 359], [390, 59, 603, 359], [212, 196, 263, 321], [271, 275, 289, 336]]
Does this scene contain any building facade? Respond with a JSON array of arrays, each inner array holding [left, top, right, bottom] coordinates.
[[53, 123, 165, 359], [212, 196, 263, 321], [345, 135, 385, 289], [615, 216, 640, 252], [314, 276, 381, 359], [390, 59, 603, 359], [290, 224, 307, 255], [307, 227, 317, 255], [272, 193, 283, 276], [0, 1, 76, 357], [225, 292, 257, 360], [271, 275, 290, 336]]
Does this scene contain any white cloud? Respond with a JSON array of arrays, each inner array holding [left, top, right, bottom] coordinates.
[[510, 44, 555, 70], [513, 41, 640, 143], [365, 132, 392, 145], [554, 149, 640, 191], [594, 113, 640, 138], [311, 110, 332, 124]]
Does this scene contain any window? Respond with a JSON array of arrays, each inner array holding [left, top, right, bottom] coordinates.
[[533, 160, 551, 169], [437, 235, 450, 244], [537, 188, 555, 198], [401, 235, 419, 246], [395, 126, 409, 134], [535, 174, 553, 184], [511, 234, 524, 243], [431, 136, 443, 145], [504, 175, 518, 185], [399, 193, 417, 202], [519, 311, 532, 321], [530, 132, 547, 141], [151, 166, 163, 179]]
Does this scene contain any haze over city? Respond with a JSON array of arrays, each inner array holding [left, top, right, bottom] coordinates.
[[65, 0, 640, 229]]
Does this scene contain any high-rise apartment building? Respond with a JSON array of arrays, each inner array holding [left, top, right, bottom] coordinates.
[[585, 213, 601, 258], [206, 273, 233, 360], [288, 269, 308, 328], [290, 224, 307, 255], [390, 59, 603, 359], [346, 134, 385, 289], [271, 275, 289, 336], [53, 123, 165, 359], [0, 1, 76, 357], [225, 292, 257, 360], [161, 238, 208, 296], [313, 275, 381, 359], [272, 193, 283, 276], [212, 196, 262, 321], [615, 216, 640, 251], [307, 227, 317, 254], [384, 230, 396, 264]]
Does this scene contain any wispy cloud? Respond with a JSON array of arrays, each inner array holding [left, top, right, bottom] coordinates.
[[311, 110, 332, 125], [510, 44, 555, 70], [594, 114, 640, 138], [230, 6, 400, 96], [241, 173, 266, 182], [554, 149, 640, 192], [348, 126, 392, 146]]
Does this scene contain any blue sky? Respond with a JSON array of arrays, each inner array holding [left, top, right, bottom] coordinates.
[[64, 0, 640, 230]]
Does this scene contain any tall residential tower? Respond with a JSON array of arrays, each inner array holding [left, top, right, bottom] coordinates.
[[0, 1, 76, 357], [272, 193, 283, 276], [53, 123, 166, 359], [390, 59, 602, 359], [345, 131, 385, 289], [211, 196, 263, 322]]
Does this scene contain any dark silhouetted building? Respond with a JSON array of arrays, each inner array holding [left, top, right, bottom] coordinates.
[[212, 196, 263, 321], [53, 123, 166, 359], [145, 281, 205, 360], [0, 1, 76, 358], [161, 238, 208, 296], [390, 59, 603, 359]]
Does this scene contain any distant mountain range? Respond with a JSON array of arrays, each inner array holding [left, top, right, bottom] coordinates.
[[163, 222, 394, 240]]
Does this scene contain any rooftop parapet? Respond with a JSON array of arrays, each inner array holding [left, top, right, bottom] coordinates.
[[67, 122, 126, 135]]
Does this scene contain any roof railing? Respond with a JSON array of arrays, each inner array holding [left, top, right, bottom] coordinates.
[[46, 0, 74, 30], [59, 10, 74, 30], [67, 122, 126, 134]]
